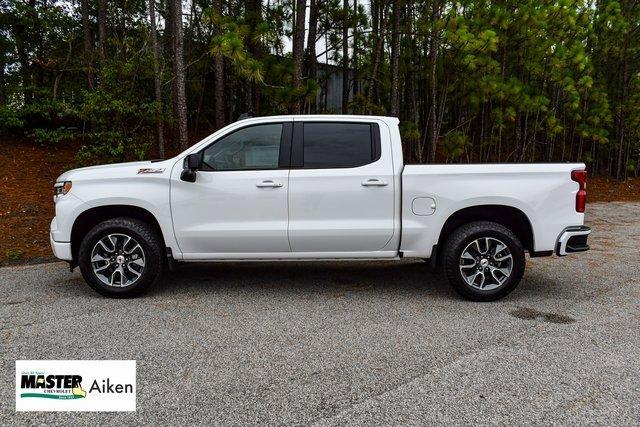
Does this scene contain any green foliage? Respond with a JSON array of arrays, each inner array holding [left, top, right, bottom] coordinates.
[[349, 94, 385, 115], [74, 138, 150, 166], [5, 249, 23, 261], [29, 127, 74, 144], [443, 131, 470, 160], [0, 107, 25, 129], [0, 0, 160, 163], [399, 121, 421, 142], [208, 11, 266, 83]]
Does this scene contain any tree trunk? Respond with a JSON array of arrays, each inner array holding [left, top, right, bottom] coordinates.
[[32, 1, 44, 95], [148, 0, 165, 158], [426, 1, 441, 163], [342, 0, 349, 114], [292, 0, 306, 114], [371, 0, 379, 34], [11, 23, 31, 103], [81, 0, 94, 90], [52, 38, 73, 102], [366, 3, 390, 109], [172, 0, 188, 149], [98, 0, 107, 62], [213, 0, 225, 129], [164, 0, 174, 58], [389, 0, 401, 117], [352, 0, 359, 95], [403, 10, 417, 123], [246, 0, 263, 114], [615, 37, 629, 179], [165, 0, 177, 143], [306, 0, 318, 112], [0, 49, 5, 106]]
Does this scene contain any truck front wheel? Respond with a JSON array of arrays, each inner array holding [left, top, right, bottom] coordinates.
[[442, 221, 525, 301], [78, 218, 164, 298]]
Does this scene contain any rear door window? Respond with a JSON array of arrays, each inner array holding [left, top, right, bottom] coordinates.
[[302, 123, 378, 168]]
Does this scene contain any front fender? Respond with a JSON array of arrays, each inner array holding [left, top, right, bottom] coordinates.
[[58, 173, 182, 259]]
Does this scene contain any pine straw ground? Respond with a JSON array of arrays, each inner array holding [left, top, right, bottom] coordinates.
[[1, 137, 638, 265]]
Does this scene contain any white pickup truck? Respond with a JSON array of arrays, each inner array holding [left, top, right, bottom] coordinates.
[[51, 115, 591, 300]]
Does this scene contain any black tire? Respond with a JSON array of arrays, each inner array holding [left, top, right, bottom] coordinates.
[[78, 217, 164, 298], [442, 221, 525, 301]]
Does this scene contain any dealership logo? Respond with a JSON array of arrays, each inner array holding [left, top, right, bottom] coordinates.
[[16, 361, 136, 411], [20, 373, 87, 399]]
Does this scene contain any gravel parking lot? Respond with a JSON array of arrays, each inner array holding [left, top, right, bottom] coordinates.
[[1, 202, 639, 425]]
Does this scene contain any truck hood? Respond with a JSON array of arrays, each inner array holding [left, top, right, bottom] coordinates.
[[56, 159, 175, 182]]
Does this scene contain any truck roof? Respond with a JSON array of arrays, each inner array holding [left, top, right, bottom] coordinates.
[[237, 114, 400, 125]]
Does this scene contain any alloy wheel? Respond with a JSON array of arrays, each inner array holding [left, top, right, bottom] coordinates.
[[90, 233, 146, 287], [459, 237, 513, 291]]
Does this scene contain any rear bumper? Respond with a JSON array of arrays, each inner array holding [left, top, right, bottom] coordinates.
[[50, 233, 73, 261], [556, 226, 591, 256]]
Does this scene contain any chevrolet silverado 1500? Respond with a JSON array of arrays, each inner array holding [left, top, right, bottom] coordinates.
[[51, 115, 591, 300]]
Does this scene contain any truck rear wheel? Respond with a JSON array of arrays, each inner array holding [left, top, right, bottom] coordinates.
[[78, 218, 164, 298], [442, 221, 525, 301]]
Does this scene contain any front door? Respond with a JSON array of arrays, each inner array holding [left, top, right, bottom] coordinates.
[[288, 121, 395, 253], [171, 122, 291, 257]]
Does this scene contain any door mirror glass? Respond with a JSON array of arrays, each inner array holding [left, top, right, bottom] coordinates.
[[185, 153, 202, 171]]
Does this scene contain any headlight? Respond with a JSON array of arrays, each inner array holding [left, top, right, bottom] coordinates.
[[54, 181, 72, 196]]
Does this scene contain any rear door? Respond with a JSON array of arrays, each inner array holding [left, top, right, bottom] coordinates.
[[287, 120, 395, 253]]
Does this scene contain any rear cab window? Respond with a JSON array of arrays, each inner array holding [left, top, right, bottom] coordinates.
[[292, 122, 381, 169]]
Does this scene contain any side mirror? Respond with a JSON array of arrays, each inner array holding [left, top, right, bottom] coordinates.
[[181, 153, 202, 182], [186, 153, 202, 171]]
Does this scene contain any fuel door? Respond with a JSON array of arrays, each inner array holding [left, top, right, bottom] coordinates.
[[412, 197, 437, 216]]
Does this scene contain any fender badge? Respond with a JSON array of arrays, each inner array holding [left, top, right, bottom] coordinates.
[[137, 168, 165, 174]]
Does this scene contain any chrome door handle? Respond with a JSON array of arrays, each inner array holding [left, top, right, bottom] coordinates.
[[361, 179, 388, 187], [256, 180, 283, 188]]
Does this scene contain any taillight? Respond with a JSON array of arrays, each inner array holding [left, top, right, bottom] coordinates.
[[571, 170, 587, 213]]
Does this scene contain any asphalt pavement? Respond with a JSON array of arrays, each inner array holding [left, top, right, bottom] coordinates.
[[1, 202, 639, 425]]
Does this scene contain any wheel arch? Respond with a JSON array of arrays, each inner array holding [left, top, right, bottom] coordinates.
[[70, 205, 165, 261], [435, 204, 535, 263]]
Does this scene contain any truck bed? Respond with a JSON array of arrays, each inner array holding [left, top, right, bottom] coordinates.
[[400, 163, 585, 258]]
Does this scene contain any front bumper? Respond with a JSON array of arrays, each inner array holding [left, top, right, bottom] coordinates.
[[556, 226, 591, 256], [50, 232, 73, 261]]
